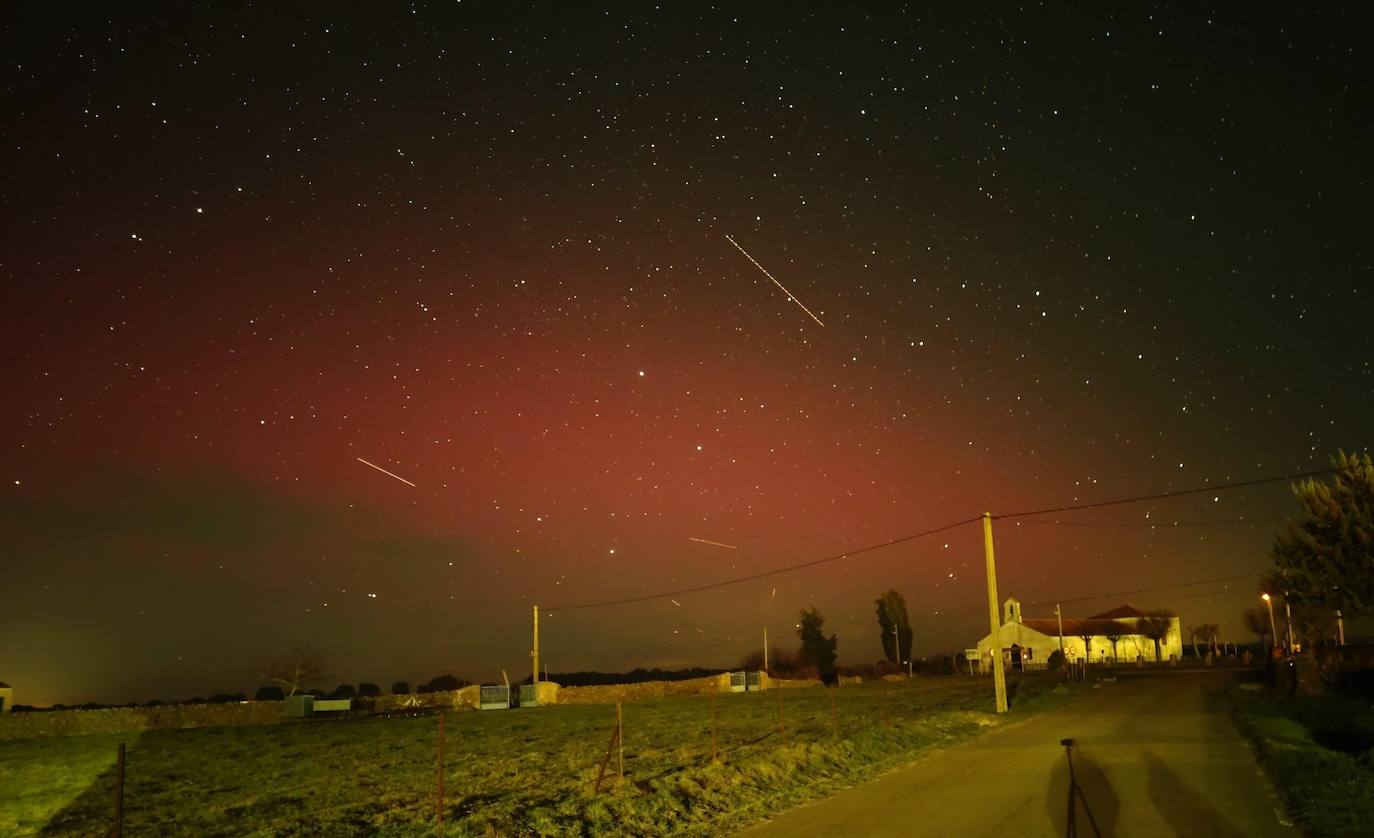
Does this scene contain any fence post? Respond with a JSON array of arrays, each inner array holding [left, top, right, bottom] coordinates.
[[616, 701, 624, 783], [594, 703, 623, 793], [436, 713, 446, 825], [710, 691, 718, 762], [112, 741, 125, 838]]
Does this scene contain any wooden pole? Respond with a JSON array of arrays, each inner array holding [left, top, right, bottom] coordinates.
[[763, 626, 768, 673], [593, 713, 621, 794], [1056, 603, 1067, 676], [531, 605, 540, 686], [436, 713, 446, 824], [616, 701, 624, 783], [112, 741, 125, 838], [982, 513, 1009, 713]]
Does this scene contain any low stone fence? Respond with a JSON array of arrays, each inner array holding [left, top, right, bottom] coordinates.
[[0, 701, 285, 741], [555, 673, 849, 704]]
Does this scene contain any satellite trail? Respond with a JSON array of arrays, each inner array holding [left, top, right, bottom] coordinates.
[[689, 537, 739, 550], [724, 233, 825, 327], [356, 457, 417, 488]]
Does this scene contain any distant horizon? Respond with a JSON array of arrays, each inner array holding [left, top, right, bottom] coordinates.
[[18, 622, 1371, 710]]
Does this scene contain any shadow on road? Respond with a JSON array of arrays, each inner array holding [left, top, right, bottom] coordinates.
[[1142, 750, 1248, 838], [1047, 745, 1119, 837]]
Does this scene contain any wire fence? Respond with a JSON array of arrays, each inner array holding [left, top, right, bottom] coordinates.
[[11, 671, 1115, 835]]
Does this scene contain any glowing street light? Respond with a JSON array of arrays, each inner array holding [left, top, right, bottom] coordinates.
[[1261, 593, 1279, 655]]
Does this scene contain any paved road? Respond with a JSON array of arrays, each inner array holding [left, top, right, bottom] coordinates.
[[741, 671, 1291, 837]]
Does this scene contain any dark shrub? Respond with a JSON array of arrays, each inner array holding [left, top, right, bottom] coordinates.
[[255, 686, 284, 701], [391, 681, 411, 695], [424, 675, 467, 692], [357, 682, 382, 697]]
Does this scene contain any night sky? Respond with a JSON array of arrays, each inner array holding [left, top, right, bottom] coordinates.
[[5, 4, 1371, 706]]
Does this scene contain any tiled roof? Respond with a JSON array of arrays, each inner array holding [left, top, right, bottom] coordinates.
[[1088, 604, 1147, 619], [1022, 618, 1141, 637]]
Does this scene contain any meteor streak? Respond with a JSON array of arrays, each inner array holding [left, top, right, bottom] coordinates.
[[355, 457, 417, 487], [724, 233, 825, 327], [689, 537, 739, 550]]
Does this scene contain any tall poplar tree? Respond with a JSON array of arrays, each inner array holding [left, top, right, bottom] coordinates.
[[874, 589, 914, 664]]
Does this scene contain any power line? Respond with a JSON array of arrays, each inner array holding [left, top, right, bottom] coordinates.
[[1015, 516, 1284, 529], [1022, 573, 1263, 608], [992, 467, 1334, 522], [544, 465, 1332, 613], [546, 516, 983, 612]]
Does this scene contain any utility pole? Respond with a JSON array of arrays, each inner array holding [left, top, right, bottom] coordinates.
[[531, 605, 540, 685], [893, 622, 900, 671], [982, 513, 1009, 713], [763, 626, 769, 672], [1283, 598, 1295, 654], [1337, 610, 1346, 646], [1055, 603, 1066, 660]]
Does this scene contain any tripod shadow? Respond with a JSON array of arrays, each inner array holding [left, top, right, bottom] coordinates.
[[1142, 751, 1247, 838], [1047, 744, 1119, 837]]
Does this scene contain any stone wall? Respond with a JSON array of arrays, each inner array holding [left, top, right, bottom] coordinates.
[[0, 701, 285, 741]]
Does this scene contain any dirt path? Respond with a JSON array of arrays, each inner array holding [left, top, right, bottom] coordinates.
[[740, 671, 1291, 837]]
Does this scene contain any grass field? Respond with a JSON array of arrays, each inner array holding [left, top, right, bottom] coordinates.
[[1230, 684, 1374, 837], [1, 674, 1086, 836]]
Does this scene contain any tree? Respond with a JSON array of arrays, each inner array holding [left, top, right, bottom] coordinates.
[[1242, 606, 1271, 649], [424, 675, 467, 693], [390, 681, 411, 695], [1077, 633, 1094, 662], [357, 682, 382, 698], [1289, 605, 1337, 648], [1270, 451, 1374, 618], [1188, 624, 1220, 659], [263, 646, 326, 697], [328, 683, 357, 699], [874, 589, 914, 665], [797, 606, 839, 685], [1135, 611, 1175, 662], [254, 685, 284, 701], [740, 646, 798, 675], [1103, 631, 1123, 663]]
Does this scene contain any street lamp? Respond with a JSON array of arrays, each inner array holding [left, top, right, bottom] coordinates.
[[1261, 593, 1279, 656]]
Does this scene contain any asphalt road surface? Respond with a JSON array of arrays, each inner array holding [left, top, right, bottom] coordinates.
[[740, 671, 1291, 837]]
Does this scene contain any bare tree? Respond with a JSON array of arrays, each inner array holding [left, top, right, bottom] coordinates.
[[1135, 611, 1175, 662], [1103, 630, 1126, 663], [1187, 625, 1205, 660], [1077, 632, 1094, 662], [1204, 623, 1221, 657], [1188, 624, 1221, 659], [264, 646, 326, 697]]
